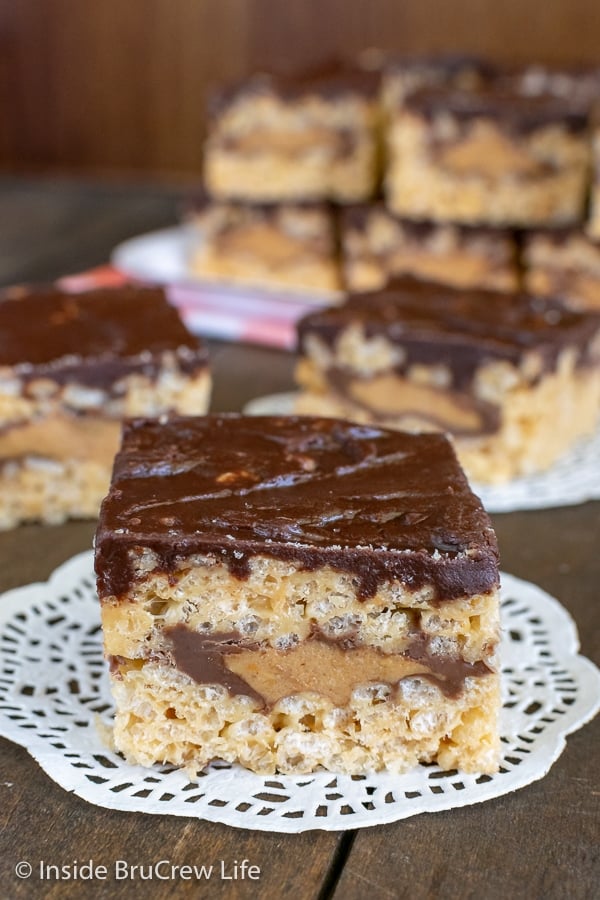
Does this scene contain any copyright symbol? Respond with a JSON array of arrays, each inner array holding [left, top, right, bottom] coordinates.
[[15, 861, 32, 879]]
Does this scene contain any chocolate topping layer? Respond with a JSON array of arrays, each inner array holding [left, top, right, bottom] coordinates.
[[188, 192, 334, 219], [297, 278, 600, 392], [0, 286, 208, 389], [95, 414, 499, 602], [341, 203, 514, 242], [404, 85, 590, 133], [163, 625, 492, 706], [384, 52, 497, 81], [209, 62, 380, 118], [499, 62, 600, 109], [525, 227, 600, 250], [324, 368, 501, 435]]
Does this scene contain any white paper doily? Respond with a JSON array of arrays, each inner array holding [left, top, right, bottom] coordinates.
[[0, 551, 598, 833], [243, 392, 600, 514]]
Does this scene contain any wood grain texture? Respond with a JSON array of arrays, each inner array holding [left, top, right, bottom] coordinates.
[[1, 735, 339, 900], [0, 179, 598, 899], [1, 0, 600, 176]]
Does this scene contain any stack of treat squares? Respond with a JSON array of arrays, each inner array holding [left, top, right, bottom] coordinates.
[[192, 54, 600, 313], [189, 62, 383, 297], [195, 54, 600, 486]]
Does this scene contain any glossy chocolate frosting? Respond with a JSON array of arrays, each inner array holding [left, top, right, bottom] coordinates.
[[297, 278, 600, 392], [0, 285, 208, 389], [404, 84, 590, 132], [95, 414, 499, 602]]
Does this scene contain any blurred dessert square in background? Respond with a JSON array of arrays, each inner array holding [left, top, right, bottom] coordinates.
[[0, 286, 211, 529], [523, 228, 600, 310], [503, 63, 600, 237], [187, 198, 342, 295], [385, 82, 592, 227], [340, 204, 518, 292], [204, 65, 381, 203], [294, 279, 600, 483], [192, 55, 600, 303]]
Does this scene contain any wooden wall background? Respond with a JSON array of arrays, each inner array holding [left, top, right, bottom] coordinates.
[[1, 0, 600, 178]]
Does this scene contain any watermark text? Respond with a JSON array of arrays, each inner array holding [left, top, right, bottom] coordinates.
[[14, 858, 260, 882]]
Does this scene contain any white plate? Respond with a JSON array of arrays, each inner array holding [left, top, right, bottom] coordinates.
[[244, 392, 600, 513], [112, 226, 191, 283]]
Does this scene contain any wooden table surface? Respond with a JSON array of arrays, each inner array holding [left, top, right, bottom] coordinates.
[[0, 176, 598, 900]]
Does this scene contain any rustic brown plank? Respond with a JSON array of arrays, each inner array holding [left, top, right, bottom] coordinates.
[[0, 0, 251, 176], [2, 1, 600, 176]]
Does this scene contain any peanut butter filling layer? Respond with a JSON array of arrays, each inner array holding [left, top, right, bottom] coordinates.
[[334, 371, 490, 433], [387, 249, 500, 288], [218, 222, 313, 266], [0, 413, 121, 465], [437, 123, 543, 177], [164, 627, 492, 709], [224, 127, 344, 157], [226, 641, 431, 707]]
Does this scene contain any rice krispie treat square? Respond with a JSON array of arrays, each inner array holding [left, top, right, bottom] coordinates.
[[385, 84, 591, 227], [295, 279, 600, 483], [95, 414, 501, 776], [187, 199, 341, 295], [204, 66, 380, 203], [500, 62, 600, 237], [501, 63, 600, 238], [340, 204, 518, 293], [0, 286, 210, 527]]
